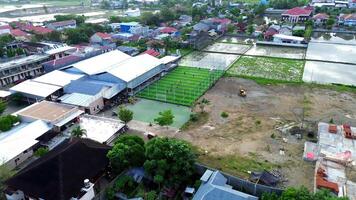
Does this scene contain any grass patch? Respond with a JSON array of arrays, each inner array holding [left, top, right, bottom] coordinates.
[[181, 112, 209, 131], [138, 66, 224, 106], [198, 153, 276, 178], [227, 56, 305, 82]]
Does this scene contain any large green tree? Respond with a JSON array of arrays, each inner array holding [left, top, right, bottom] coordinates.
[[118, 107, 133, 124], [262, 187, 349, 200], [0, 100, 7, 115], [54, 14, 86, 25], [269, 0, 308, 9], [154, 110, 174, 127], [144, 137, 196, 187], [107, 135, 145, 172], [0, 164, 15, 200]]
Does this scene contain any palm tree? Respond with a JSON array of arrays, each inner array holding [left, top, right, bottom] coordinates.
[[71, 126, 87, 138]]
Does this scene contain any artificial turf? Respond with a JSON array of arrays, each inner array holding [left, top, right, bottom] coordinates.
[[137, 66, 224, 106]]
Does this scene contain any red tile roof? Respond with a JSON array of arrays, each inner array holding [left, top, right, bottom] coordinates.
[[24, 25, 52, 34], [0, 25, 12, 30], [10, 29, 28, 37], [95, 32, 111, 39], [48, 20, 76, 28], [143, 49, 160, 57], [42, 55, 82, 67], [283, 7, 313, 16], [313, 13, 329, 20], [160, 27, 178, 34], [210, 18, 231, 24]]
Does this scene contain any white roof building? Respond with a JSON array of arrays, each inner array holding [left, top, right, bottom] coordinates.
[[0, 120, 52, 166], [107, 54, 162, 88], [33, 70, 84, 87], [10, 80, 61, 100], [70, 50, 132, 75], [78, 114, 125, 144]]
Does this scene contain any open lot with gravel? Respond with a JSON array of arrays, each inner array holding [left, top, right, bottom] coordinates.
[[227, 56, 305, 82], [132, 77, 356, 190]]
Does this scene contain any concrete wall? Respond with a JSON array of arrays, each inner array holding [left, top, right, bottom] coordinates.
[[5, 148, 34, 170], [88, 97, 104, 114]]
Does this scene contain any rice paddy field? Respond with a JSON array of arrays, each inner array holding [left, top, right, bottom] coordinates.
[[138, 66, 224, 106], [227, 56, 305, 82], [245, 45, 306, 59], [179, 51, 239, 70]]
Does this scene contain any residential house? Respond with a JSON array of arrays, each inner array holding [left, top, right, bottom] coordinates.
[[311, 0, 336, 7], [10, 29, 30, 41], [116, 22, 149, 36], [90, 32, 114, 46], [313, 13, 330, 25], [282, 7, 313, 23], [0, 24, 12, 35], [46, 19, 76, 31], [179, 15, 192, 26], [125, 8, 141, 17], [350, 0, 356, 8], [279, 26, 293, 36], [159, 27, 179, 37], [193, 170, 258, 200], [193, 22, 211, 32], [264, 25, 280, 40], [273, 34, 306, 44], [339, 13, 356, 26], [22, 25, 53, 35], [4, 138, 111, 200], [117, 46, 140, 56]]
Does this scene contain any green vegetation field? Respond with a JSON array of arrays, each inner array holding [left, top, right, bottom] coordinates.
[[138, 66, 224, 106], [227, 56, 305, 82]]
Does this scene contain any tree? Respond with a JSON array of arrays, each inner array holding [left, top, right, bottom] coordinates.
[[54, 14, 86, 25], [34, 147, 49, 157], [262, 187, 349, 200], [269, 0, 308, 9], [107, 135, 145, 172], [0, 100, 6, 115], [304, 26, 313, 40], [255, 4, 266, 16], [227, 24, 235, 33], [46, 31, 62, 42], [109, 16, 121, 23], [160, 6, 176, 22], [293, 29, 305, 37], [140, 12, 160, 26], [118, 106, 133, 124], [0, 164, 15, 200], [247, 24, 254, 35], [326, 18, 335, 29], [71, 126, 87, 138], [154, 110, 174, 126], [65, 28, 89, 44], [144, 137, 196, 187], [0, 115, 20, 132]]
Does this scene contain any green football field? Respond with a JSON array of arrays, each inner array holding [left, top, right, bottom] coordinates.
[[138, 66, 224, 106]]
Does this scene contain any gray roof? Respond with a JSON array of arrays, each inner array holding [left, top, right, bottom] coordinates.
[[193, 170, 258, 200], [193, 23, 210, 32]]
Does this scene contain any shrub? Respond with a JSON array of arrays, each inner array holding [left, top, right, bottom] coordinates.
[[146, 191, 157, 200], [270, 133, 275, 139], [0, 115, 20, 132], [34, 147, 49, 157], [114, 175, 136, 194], [189, 113, 199, 122], [221, 112, 229, 118]]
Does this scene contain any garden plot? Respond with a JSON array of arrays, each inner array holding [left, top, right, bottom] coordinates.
[[303, 61, 356, 86], [227, 56, 305, 82], [306, 42, 356, 64], [204, 43, 251, 54], [246, 45, 306, 59], [179, 51, 239, 70], [138, 66, 224, 106]]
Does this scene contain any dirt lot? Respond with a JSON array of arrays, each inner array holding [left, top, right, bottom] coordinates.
[[130, 77, 356, 190]]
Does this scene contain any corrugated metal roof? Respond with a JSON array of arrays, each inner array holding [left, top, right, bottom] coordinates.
[[106, 54, 162, 82], [64, 79, 107, 96], [70, 50, 131, 75], [59, 93, 97, 107], [10, 80, 61, 98], [33, 70, 84, 87], [0, 120, 52, 164]]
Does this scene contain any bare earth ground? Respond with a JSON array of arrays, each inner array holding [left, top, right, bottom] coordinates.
[[129, 77, 356, 190]]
